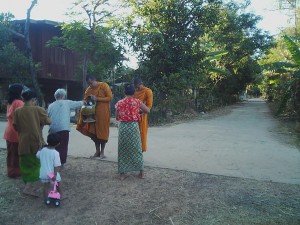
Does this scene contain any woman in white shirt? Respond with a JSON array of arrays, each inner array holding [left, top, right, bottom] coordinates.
[[48, 89, 83, 165]]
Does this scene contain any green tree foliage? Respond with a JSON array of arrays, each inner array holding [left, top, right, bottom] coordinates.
[[120, 0, 223, 92], [260, 35, 300, 121], [205, 2, 273, 99], [0, 13, 31, 84], [0, 2, 45, 105], [117, 0, 272, 115], [117, 0, 229, 115]]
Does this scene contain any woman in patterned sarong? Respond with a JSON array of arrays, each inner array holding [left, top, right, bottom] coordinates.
[[115, 84, 150, 180]]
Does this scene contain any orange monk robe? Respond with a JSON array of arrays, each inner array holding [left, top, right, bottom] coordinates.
[[76, 82, 112, 141], [134, 86, 153, 152]]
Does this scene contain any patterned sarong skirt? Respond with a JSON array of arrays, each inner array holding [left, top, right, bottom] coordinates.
[[118, 122, 144, 173]]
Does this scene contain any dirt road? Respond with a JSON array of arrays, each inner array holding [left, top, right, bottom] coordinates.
[[1, 98, 300, 225], [0, 98, 299, 184], [62, 98, 300, 184]]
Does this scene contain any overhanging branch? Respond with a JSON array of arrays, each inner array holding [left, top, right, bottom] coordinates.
[[8, 29, 25, 39]]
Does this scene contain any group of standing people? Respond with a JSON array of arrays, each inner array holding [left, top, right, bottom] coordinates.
[[4, 87, 52, 196], [115, 83, 150, 179], [4, 84, 84, 197], [3, 75, 153, 198], [76, 75, 153, 180]]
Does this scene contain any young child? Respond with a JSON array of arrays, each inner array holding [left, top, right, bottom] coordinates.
[[36, 133, 62, 200]]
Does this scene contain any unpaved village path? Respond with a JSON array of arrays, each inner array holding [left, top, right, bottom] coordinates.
[[69, 98, 300, 184], [1, 98, 300, 184]]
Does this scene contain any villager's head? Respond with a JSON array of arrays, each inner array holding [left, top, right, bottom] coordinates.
[[47, 132, 61, 147], [134, 77, 143, 90], [86, 75, 97, 87], [21, 89, 37, 105], [124, 83, 135, 96], [8, 83, 24, 104], [54, 88, 67, 100]]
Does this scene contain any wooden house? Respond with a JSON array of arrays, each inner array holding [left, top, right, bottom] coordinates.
[[0, 19, 83, 109]]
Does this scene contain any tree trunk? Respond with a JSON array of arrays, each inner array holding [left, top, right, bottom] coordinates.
[[25, 0, 44, 105], [82, 52, 88, 94], [293, 80, 300, 132]]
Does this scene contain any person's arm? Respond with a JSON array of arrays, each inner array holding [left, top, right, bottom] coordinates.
[[47, 104, 52, 116], [140, 102, 150, 114], [83, 88, 90, 102], [12, 111, 19, 132], [68, 100, 84, 109], [115, 110, 119, 121], [52, 151, 61, 181], [9, 101, 24, 121], [52, 166, 61, 181], [115, 101, 120, 120], [36, 150, 41, 159], [39, 107, 51, 126]]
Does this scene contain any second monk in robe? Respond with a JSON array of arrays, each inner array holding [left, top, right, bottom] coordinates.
[[133, 77, 153, 152]]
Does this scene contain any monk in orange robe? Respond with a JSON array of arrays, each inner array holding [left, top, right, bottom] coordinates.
[[133, 77, 153, 152], [76, 75, 112, 159]]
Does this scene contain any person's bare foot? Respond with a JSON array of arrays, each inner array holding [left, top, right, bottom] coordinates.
[[138, 172, 145, 179], [99, 154, 106, 159], [119, 173, 126, 180], [89, 153, 100, 159]]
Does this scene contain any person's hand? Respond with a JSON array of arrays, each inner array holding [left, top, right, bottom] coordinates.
[[91, 95, 97, 101]]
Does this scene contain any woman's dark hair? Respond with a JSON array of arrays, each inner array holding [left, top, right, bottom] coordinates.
[[124, 83, 135, 96], [133, 77, 143, 86], [85, 74, 96, 81], [47, 133, 61, 146], [21, 89, 37, 102], [8, 84, 23, 104]]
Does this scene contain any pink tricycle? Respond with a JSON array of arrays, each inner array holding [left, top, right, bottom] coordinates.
[[45, 173, 61, 207]]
